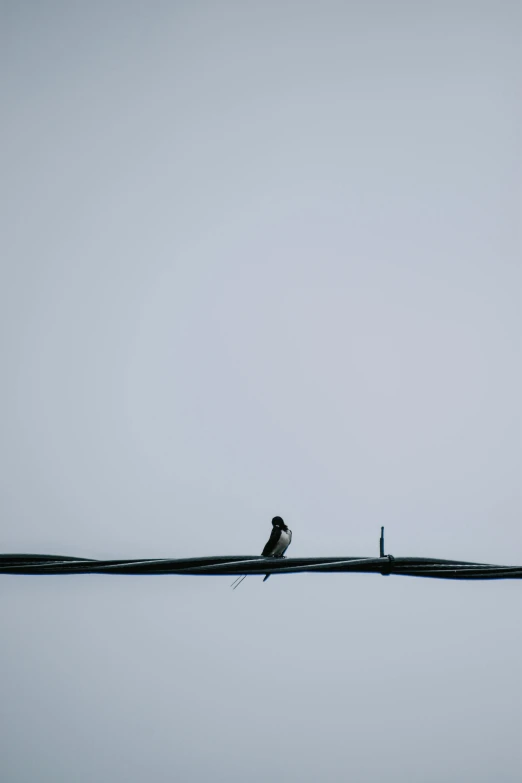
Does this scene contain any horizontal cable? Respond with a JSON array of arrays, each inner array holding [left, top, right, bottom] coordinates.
[[0, 553, 521, 579]]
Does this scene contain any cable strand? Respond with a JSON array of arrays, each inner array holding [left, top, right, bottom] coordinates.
[[1, 553, 520, 579]]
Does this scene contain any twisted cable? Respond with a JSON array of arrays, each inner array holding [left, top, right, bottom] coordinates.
[[1, 553, 520, 579]]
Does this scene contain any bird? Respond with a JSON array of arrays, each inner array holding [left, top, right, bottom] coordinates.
[[231, 516, 292, 589], [262, 516, 292, 557], [262, 515, 292, 582]]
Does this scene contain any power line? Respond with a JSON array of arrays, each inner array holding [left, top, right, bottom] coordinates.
[[1, 529, 520, 580]]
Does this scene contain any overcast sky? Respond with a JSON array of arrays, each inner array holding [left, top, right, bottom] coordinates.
[[1, 2, 521, 781]]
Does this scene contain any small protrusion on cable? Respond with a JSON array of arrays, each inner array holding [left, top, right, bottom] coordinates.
[[380, 526, 394, 575]]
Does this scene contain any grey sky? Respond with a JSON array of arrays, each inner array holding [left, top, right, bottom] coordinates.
[[1, 2, 520, 781]]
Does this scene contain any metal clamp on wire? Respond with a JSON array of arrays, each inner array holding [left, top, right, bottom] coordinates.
[[379, 526, 395, 576], [381, 554, 395, 576]]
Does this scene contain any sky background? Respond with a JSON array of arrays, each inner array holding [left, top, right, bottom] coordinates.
[[1, 2, 520, 781]]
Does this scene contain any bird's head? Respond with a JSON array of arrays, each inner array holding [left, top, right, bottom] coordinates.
[[272, 516, 285, 529]]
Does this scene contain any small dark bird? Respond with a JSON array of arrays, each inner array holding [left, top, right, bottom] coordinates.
[[231, 516, 292, 589], [261, 516, 292, 582]]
